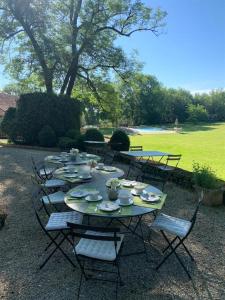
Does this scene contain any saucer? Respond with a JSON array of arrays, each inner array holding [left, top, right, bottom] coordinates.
[[64, 174, 78, 178], [121, 180, 137, 187], [98, 201, 120, 212], [116, 198, 133, 206], [103, 166, 116, 172], [85, 195, 103, 202], [79, 175, 92, 180], [69, 190, 89, 198], [131, 189, 145, 196], [140, 193, 161, 202]]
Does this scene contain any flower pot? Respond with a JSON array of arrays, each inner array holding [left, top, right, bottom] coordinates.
[[194, 185, 224, 206]]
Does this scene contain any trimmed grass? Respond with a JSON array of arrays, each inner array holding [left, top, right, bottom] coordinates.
[[129, 122, 225, 180]]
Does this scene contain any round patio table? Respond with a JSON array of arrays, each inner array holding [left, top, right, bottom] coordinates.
[[45, 153, 101, 165], [54, 165, 124, 184], [65, 177, 166, 219]]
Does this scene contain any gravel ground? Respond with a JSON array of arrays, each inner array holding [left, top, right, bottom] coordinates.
[[0, 146, 225, 300]]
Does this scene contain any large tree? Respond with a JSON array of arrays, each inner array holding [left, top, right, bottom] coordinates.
[[0, 0, 166, 96]]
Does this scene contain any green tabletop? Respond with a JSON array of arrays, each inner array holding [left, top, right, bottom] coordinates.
[[65, 179, 166, 218]]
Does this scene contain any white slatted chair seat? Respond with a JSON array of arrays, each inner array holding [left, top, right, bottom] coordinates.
[[75, 231, 124, 261], [42, 179, 66, 188], [45, 212, 83, 231], [41, 191, 65, 204], [39, 167, 55, 177], [151, 213, 191, 238]]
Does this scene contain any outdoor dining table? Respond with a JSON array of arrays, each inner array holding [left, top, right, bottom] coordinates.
[[120, 150, 171, 162], [45, 153, 101, 165], [54, 165, 124, 184], [65, 175, 166, 255]]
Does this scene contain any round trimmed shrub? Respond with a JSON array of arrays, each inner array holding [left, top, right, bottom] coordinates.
[[66, 129, 80, 140], [84, 128, 104, 142], [58, 136, 76, 150], [38, 125, 57, 147], [109, 129, 130, 151]]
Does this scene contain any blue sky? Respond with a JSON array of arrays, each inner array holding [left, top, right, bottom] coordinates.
[[0, 0, 225, 93]]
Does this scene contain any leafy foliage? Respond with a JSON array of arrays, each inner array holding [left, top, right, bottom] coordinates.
[[38, 125, 57, 147], [15, 92, 80, 145], [58, 137, 77, 150], [0, 0, 166, 96], [187, 104, 208, 123], [192, 163, 220, 189], [84, 128, 104, 142], [110, 129, 130, 151], [1, 107, 17, 141]]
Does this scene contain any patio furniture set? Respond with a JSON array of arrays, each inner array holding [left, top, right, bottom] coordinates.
[[31, 147, 202, 299]]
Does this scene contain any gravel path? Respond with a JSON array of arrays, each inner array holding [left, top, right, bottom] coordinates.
[[0, 146, 225, 300]]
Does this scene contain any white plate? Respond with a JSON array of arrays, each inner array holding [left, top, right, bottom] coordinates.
[[64, 174, 78, 178], [86, 154, 96, 158], [95, 166, 104, 170], [131, 189, 145, 196], [98, 201, 120, 212], [70, 191, 89, 198], [103, 166, 116, 172], [85, 195, 103, 202], [79, 175, 92, 180], [121, 180, 137, 188], [116, 198, 133, 206], [140, 193, 161, 202]]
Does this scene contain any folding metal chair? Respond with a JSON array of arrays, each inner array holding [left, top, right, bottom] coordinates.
[[31, 156, 55, 180], [31, 162, 67, 192], [156, 154, 182, 171], [32, 192, 83, 270], [67, 222, 124, 299], [149, 191, 203, 279]]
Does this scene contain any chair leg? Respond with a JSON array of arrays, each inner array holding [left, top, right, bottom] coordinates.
[[156, 231, 192, 279], [40, 234, 76, 269], [178, 237, 195, 261], [162, 236, 178, 253], [77, 273, 83, 300]]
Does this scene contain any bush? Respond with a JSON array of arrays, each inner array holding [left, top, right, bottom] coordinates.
[[16, 92, 80, 145], [109, 129, 130, 151], [84, 128, 104, 142], [58, 136, 77, 150], [66, 129, 80, 140], [187, 104, 208, 123], [38, 125, 57, 147], [192, 163, 220, 189], [1, 107, 18, 141], [76, 134, 86, 151]]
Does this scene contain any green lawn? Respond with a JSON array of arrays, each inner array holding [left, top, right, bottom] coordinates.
[[129, 122, 225, 180]]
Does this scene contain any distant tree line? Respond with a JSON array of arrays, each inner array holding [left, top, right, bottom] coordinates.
[[71, 73, 225, 126]]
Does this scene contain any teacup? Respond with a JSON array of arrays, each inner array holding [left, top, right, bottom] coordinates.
[[134, 184, 146, 195], [97, 163, 104, 169], [89, 191, 99, 200], [81, 171, 90, 178], [119, 189, 131, 205]]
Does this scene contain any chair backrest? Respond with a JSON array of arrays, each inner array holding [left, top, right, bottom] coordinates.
[[31, 156, 49, 180], [130, 146, 143, 151], [67, 222, 121, 254], [31, 191, 47, 232], [187, 191, 204, 236], [166, 154, 182, 168]]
